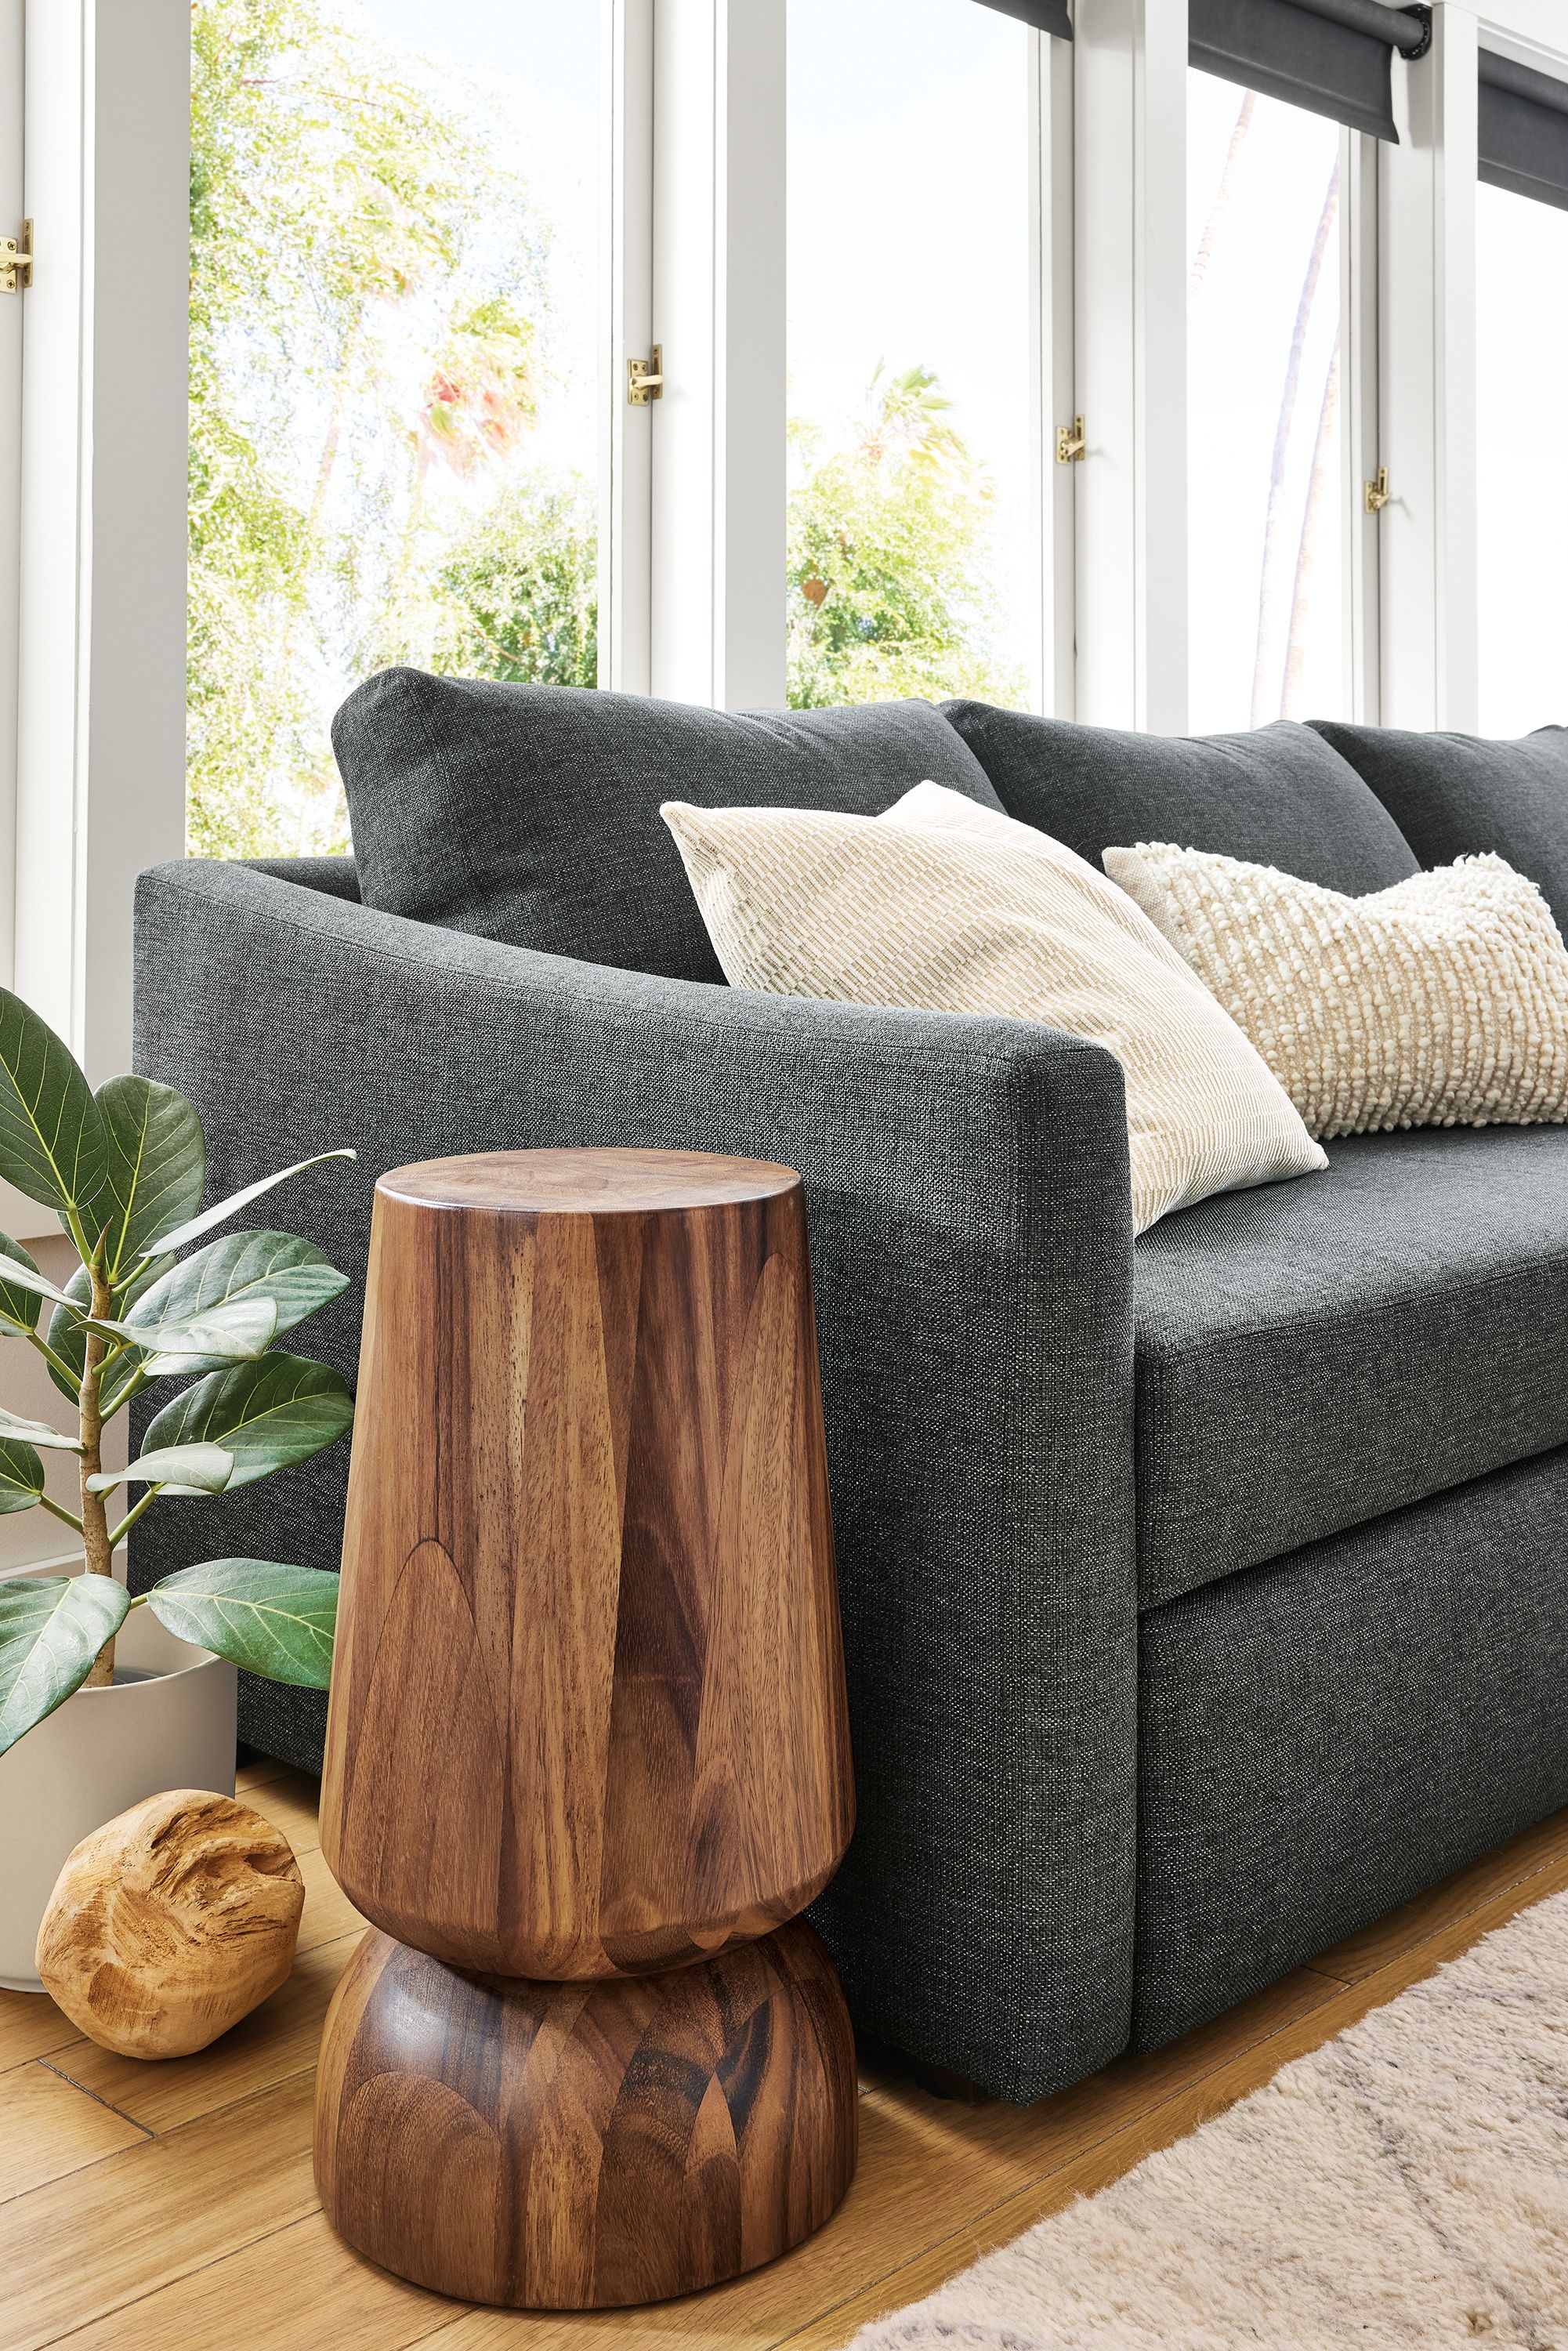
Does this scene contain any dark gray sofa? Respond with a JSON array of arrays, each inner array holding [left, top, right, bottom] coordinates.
[[130, 678, 1568, 2103]]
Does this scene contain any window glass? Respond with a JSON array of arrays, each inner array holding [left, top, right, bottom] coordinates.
[[787, 0, 1035, 712], [1476, 182, 1568, 737], [189, 0, 599, 857], [1187, 71, 1345, 734]]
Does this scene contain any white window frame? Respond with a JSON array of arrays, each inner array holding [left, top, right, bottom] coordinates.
[[3, 0, 186, 1246], [3, 0, 1566, 1201]]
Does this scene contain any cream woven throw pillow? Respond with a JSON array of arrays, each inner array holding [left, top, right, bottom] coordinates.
[[1102, 842, 1568, 1140], [662, 781, 1324, 1233]]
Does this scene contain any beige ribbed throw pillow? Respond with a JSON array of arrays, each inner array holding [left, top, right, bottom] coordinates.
[[1103, 842, 1568, 1140], [661, 781, 1324, 1233]]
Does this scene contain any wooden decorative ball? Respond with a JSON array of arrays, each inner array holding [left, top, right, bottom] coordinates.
[[35, 1788, 303, 2058]]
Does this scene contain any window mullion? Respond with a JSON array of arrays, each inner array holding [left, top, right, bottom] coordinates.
[[650, 0, 786, 711], [599, 0, 655, 697], [1073, 0, 1189, 733], [1376, 5, 1479, 726]]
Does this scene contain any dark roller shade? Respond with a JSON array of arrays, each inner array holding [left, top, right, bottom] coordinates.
[[1190, 0, 1431, 143], [1480, 49, 1568, 215], [976, 0, 1073, 35]]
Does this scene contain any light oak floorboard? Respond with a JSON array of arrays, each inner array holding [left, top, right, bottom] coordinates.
[[244, 1769, 324, 1858], [42, 2211, 462, 2351], [0, 2076, 319, 2351], [0, 2057, 147, 2201], [292, 1843, 368, 1954], [0, 1989, 82, 2072], [16, 1794, 1568, 2351], [46, 1934, 358, 2135]]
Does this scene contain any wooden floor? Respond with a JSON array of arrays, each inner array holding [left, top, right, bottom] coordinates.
[[5, 1771, 1568, 2351]]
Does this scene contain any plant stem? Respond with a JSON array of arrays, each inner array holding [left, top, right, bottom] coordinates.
[[80, 1256, 118, 1686], [107, 1484, 161, 1551]]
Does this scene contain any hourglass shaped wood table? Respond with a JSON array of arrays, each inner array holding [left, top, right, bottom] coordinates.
[[314, 1149, 858, 2310]]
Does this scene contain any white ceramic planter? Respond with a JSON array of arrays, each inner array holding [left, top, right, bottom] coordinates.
[[0, 1602, 237, 1991]]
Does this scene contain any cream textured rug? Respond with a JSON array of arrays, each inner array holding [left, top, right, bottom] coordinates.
[[855, 1889, 1568, 2349]]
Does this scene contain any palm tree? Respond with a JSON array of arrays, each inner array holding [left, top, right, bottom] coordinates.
[[1250, 157, 1340, 727], [1190, 91, 1256, 298], [1281, 336, 1341, 719]]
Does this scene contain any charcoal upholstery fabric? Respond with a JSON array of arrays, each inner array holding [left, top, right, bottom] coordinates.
[[1134, 1444, 1568, 2049], [132, 854, 1136, 2105], [1309, 719, 1568, 931], [1133, 1124, 1568, 1607], [943, 704, 1419, 895], [333, 670, 1003, 984]]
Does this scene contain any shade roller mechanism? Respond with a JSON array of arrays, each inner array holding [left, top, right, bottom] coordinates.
[[974, 0, 1073, 36]]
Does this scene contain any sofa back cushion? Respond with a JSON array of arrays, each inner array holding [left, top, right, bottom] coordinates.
[[333, 668, 1004, 982], [943, 705, 1420, 896], [1309, 720, 1568, 933]]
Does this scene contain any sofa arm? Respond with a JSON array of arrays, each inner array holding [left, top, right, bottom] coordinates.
[[132, 857, 1135, 2100]]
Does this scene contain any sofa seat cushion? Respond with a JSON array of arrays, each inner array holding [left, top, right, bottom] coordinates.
[[941, 704, 1420, 896], [1310, 719, 1568, 933], [1133, 1124, 1568, 1607], [333, 670, 1004, 984]]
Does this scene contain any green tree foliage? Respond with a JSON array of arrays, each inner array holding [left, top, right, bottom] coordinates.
[[190, 8, 1019, 853], [190, 0, 575, 857], [433, 476, 598, 690], [786, 364, 1028, 712]]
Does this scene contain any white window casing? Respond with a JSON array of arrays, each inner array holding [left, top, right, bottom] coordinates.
[[1072, 0, 1189, 734], [1378, 3, 1480, 728]]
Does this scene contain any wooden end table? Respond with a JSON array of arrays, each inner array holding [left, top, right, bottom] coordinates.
[[314, 1148, 858, 2309]]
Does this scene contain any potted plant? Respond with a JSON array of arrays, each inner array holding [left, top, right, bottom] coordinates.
[[0, 983, 356, 1989]]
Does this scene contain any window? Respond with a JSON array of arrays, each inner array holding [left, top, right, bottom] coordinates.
[[1476, 182, 1568, 737], [187, 0, 600, 857], [785, 0, 1037, 713], [1186, 71, 1345, 735]]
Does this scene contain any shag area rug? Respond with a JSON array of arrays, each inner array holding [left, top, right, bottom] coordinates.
[[854, 1888, 1568, 2349]]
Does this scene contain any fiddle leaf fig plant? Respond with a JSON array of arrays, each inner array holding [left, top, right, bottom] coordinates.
[[0, 983, 356, 1757]]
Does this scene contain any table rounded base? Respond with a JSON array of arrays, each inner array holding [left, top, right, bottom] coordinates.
[[314, 1920, 859, 2309]]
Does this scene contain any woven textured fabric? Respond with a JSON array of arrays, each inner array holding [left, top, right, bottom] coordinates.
[[1106, 843, 1568, 1140], [1134, 1444, 1568, 2050], [663, 784, 1324, 1234], [1133, 1122, 1568, 1605], [1310, 718, 1568, 932], [943, 703, 1419, 896], [132, 855, 1138, 2104], [332, 669, 1002, 984]]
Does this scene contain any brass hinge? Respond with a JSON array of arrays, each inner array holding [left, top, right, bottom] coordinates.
[[1056, 415, 1086, 465], [627, 346, 664, 406], [1364, 466, 1392, 514], [2, 220, 33, 295]]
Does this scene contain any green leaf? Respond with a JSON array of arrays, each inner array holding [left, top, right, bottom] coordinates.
[[0, 1406, 81, 1454], [0, 1235, 42, 1337], [0, 985, 108, 1219], [47, 1256, 172, 1412], [125, 1232, 348, 1367], [0, 1436, 45, 1513], [95, 1078, 206, 1281], [89, 1295, 278, 1373], [147, 1559, 336, 1688], [139, 1149, 357, 1261], [0, 1257, 79, 1314], [143, 1353, 353, 1488], [0, 1574, 129, 1754], [85, 1441, 233, 1497]]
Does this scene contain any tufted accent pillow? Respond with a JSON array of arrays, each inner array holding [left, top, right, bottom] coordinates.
[[1103, 842, 1568, 1140], [661, 781, 1325, 1233]]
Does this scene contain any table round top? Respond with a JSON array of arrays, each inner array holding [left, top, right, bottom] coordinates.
[[375, 1147, 802, 1216]]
